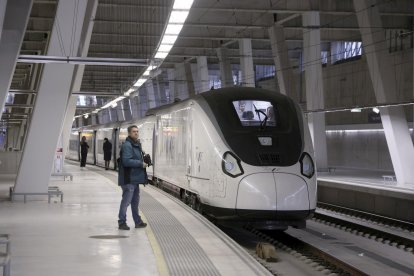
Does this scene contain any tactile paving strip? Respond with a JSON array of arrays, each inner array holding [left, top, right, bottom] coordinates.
[[140, 190, 221, 276]]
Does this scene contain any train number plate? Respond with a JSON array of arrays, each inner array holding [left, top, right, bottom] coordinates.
[[258, 136, 272, 146]]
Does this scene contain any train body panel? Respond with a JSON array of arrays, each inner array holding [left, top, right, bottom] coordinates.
[[153, 102, 191, 191], [69, 87, 317, 229]]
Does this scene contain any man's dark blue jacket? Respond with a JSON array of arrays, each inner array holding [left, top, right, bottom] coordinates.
[[118, 137, 147, 185]]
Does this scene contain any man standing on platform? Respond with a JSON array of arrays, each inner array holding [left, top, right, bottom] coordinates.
[[117, 125, 148, 230]]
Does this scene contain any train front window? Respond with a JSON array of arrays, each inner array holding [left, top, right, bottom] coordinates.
[[232, 100, 276, 127]]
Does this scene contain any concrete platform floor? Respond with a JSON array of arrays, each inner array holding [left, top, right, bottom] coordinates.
[[0, 163, 270, 276]]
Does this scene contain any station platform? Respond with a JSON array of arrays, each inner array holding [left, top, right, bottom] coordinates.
[[318, 168, 414, 191], [317, 168, 414, 223], [0, 163, 270, 276]]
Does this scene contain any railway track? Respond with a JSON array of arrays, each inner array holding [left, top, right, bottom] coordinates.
[[315, 202, 414, 253], [244, 226, 368, 276]]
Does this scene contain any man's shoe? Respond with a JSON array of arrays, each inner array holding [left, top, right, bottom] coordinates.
[[118, 223, 130, 230], [135, 222, 147, 228]]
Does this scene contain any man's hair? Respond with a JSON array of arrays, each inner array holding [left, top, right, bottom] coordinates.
[[127, 125, 138, 134]]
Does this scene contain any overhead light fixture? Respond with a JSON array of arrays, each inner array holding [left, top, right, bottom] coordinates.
[[155, 52, 169, 59], [158, 44, 174, 52], [372, 107, 380, 114], [173, 0, 194, 9], [161, 35, 178, 45], [350, 108, 362, 113], [165, 24, 183, 35], [124, 88, 135, 96], [169, 11, 189, 23], [133, 78, 147, 87]]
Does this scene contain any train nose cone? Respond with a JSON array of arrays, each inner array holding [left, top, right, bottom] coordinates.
[[236, 173, 310, 211], [236, 173, 276, 210]]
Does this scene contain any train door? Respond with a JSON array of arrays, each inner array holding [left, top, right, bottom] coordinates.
[[189, 109, 210, 198], [112, 128, 118, 170]]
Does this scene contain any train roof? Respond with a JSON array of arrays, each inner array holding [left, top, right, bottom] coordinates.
[[145, 87, 288, 116]]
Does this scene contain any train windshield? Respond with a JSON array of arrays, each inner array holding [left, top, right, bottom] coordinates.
[[232, 100, 276, 127]]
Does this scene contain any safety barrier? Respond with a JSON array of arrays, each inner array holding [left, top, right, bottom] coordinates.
[[9, 186, 64, 203], [0, 234, 10, 276]]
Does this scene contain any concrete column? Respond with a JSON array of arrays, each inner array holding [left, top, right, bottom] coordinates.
[[91, 113, 97, 125], [116, 101, 124, 122], [167, 68, 175, 103], [184, 62, 195, 97], [138, 88, 148, 118], [354, 0, 414, 186], [238, 38, 255, 87], [156, 76, 167, 105], [302, 11, 328, 171], [196, 56, 210, 93], [174, 63, 185, 100], [0, 0, 7, 40], [146, 80, 157, 109], [216, 47, 233, 87], [15, 0, 97, 194], [268, 24, 299, 102], [61, 0, 97, 156], [0, 0, 33, 119]]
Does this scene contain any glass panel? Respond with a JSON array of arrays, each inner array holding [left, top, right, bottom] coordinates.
[[232, 100, 276, 127]]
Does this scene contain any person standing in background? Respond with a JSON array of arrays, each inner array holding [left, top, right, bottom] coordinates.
[[103, 137, 112, 170], [80, 136, 89, 168]]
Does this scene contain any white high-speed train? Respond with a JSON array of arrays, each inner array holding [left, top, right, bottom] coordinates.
[[68, 87, 317, 229]]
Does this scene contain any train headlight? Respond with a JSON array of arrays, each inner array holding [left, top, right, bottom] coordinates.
[[222, 151, 244, 178], [300, 152, 315, 178]]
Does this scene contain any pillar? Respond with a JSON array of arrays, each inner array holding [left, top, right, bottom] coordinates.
[[184, 62, 195, 97], [354, 0, 414, 186], [196, 56, 210, 93], [146, 80, 157, 109], [238, 38, 255, 87], [167, 68, 175, 103], [302, 11, 328, 171], [268, 24, 299, 102], [216, 47, 233, 87], [156, 76, 167, 105], [15, 0, 97, 194]]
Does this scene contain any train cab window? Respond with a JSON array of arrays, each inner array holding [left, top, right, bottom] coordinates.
[[232, 100, 276, 127]]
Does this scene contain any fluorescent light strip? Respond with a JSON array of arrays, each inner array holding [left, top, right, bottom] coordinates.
[[173, 0, 194, 10], [326, 128, 413, 133], [169, 11, 189, 23], [165, 24, 183, 35], [80, 0, 196, 120], [155, 52, 169, 59]]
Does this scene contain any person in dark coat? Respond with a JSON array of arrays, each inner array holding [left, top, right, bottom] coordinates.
[[117, 125, 148, 230], [80, 136, 89, 168], [103, 138, 112, 170]]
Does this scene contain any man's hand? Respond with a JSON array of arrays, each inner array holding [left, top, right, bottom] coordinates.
[[143, 162, 148, 168]]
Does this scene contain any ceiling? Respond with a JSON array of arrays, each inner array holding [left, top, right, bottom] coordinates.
[[3, 0, 414, 133]]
